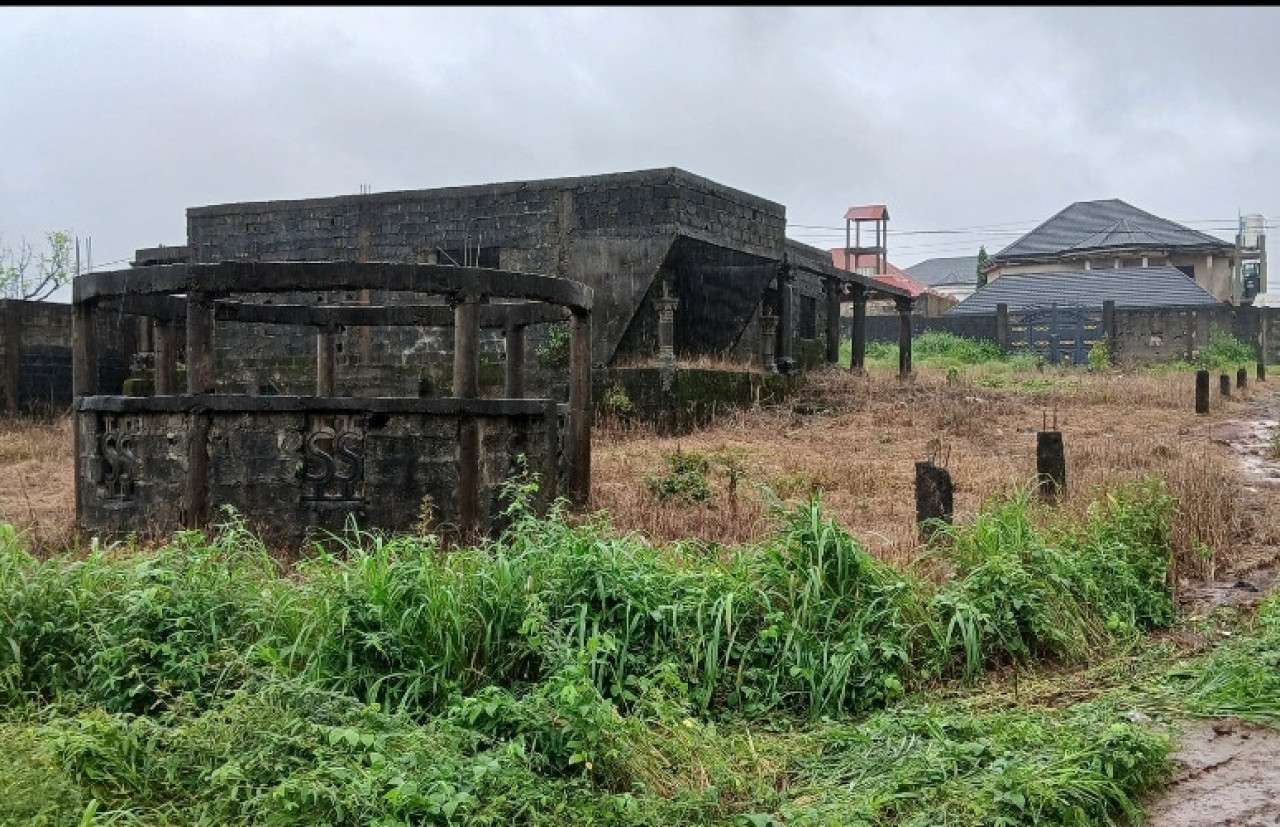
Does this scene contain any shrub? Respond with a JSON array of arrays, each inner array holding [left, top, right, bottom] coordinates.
[[644, 449, 714, 505], [1198, 328, 1256, 370]]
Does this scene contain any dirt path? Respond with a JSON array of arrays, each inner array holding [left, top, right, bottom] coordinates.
[[1144, 719, 1280, 827], [1143, 384, 1280, 826]]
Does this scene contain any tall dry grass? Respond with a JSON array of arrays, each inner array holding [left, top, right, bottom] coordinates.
[[593, 364, 1264, 580], [0, 412, 74, 553], [0, 362, 1268, 586]]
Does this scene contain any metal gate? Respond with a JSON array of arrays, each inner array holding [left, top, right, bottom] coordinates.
[[1008, 305, 1103, 365]]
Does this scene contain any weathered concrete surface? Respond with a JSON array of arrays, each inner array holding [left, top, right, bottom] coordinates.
[[185, 168, 788, 370], [76, 397, 563, 546]]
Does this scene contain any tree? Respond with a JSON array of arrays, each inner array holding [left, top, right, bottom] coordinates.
[[0, 231, 74, 301], [975, 245, 989, 288]]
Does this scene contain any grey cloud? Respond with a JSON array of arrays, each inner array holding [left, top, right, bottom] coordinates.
[[2, 6, 1275, 283]]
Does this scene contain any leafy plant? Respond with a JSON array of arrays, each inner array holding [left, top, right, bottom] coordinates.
[[644, 449, 714, 505], [602, 384, 634, 420], [1198, 328, 1256, 371], [1087, 337, 1113, 371], [536, 322, 570, 369]]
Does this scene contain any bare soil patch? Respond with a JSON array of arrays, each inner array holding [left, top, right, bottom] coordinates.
[[1144, 718, 1280, 827]]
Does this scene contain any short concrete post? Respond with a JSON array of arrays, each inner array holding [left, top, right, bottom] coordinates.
[[915, 461, 953, 539], [1220, 373, 1231, 397], [1037, 430, 1066, 502], [759, 313, 778, 372], [1195, 369, 1210, 414]]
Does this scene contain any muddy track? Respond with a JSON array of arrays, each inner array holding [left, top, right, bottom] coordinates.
[[1144, 386, 1280, 826]]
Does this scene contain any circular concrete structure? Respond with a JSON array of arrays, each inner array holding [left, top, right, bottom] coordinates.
[[72, 261, 592, 546]]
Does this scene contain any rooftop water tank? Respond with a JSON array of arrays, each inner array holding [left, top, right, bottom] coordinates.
[[1241, 213, 1265, 249]]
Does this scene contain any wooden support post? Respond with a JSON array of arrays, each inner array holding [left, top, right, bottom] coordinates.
[[825, 276, 841, 365], [915, 461, 953, 539], [504, 322, 526, 399], [1220, 373, 1231, 397], [454, 294, 481, 540], [1195, 369, 1210, 414], [568, 307, 592, 508], [850, 285, 867, 373], [1036, 430, 1066, 502], [1237, 367, 1248, 391], [1259, 361, 1267, 382], [316, 330, 337, 396], [154, 321, 179, 395], [896, 296, 913, 379]]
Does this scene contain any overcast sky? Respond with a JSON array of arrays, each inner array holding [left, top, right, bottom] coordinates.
[[4, 6, 1279, 300]]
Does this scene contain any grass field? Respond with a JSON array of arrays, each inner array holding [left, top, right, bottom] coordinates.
[[2, 345, 1278, 825]]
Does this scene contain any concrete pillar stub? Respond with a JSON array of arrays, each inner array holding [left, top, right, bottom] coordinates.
[[655, 297, 679, 363], [759, 313, 778, 372]]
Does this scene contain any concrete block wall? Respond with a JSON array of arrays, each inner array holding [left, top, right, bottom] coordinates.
[[1, 299, 134, 413], [77, 403, 561, 546], [185, 168, 788, 379], [593, 366, 799, 435]]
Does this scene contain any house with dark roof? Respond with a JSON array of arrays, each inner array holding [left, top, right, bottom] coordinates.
[[904, 255, 979, 303], [984, 199, 1238, 302], [948, 266, 1223, 315]]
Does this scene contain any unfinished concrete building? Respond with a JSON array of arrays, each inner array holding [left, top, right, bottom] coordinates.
[[74, 168, 912, 544]]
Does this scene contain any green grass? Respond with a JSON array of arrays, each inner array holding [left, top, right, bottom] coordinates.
[[849, 329, 1264, 380], [0, 478, 1253, 826], [843, 332, 1040, 373]]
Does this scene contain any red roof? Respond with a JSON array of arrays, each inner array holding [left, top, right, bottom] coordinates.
[[844, 204, 889, 222], [828, 249, 934, 299]]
